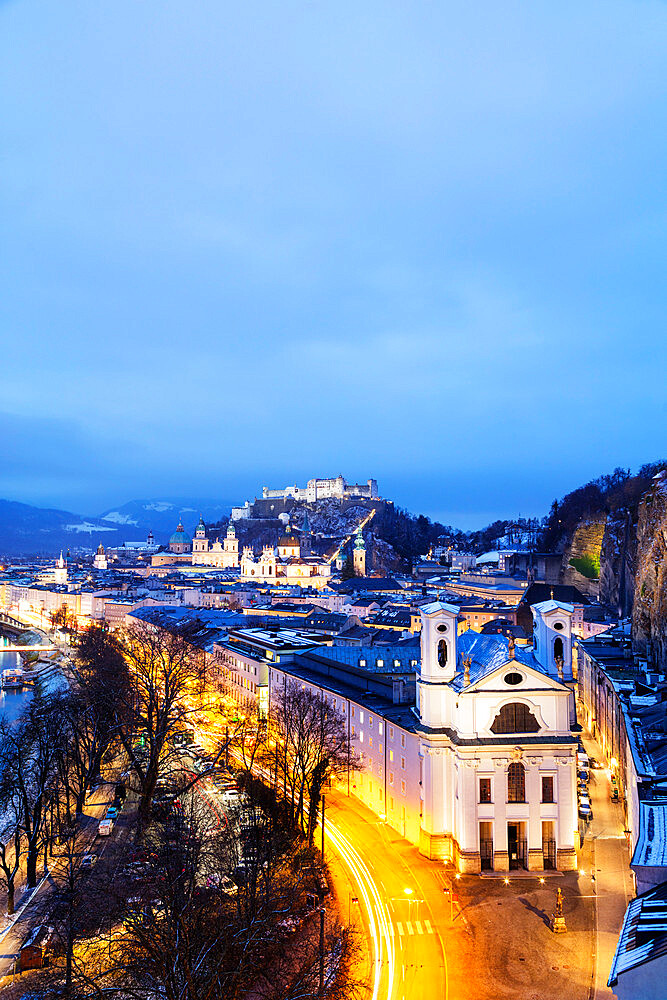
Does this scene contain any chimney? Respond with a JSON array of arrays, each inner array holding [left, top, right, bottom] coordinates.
[[463, 655, 471, 687], [508, 635, 515, 660]]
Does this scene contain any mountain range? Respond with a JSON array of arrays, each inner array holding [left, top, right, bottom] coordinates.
[[0, 498, 232, 556]]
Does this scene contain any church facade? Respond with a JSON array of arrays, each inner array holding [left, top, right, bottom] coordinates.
[[191, 518, 239, 569], [240, 528, 332, 589], [415, 599, 578, 871], [238, 597, 579, 873]]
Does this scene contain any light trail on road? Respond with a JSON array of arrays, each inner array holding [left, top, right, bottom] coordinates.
[[324, 817, 396, 1000]]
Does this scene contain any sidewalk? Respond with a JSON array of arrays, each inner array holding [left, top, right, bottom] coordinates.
[[580, 731, 634, 999]]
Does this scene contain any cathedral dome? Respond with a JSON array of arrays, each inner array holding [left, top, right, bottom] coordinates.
[[169, 522, 192, 546], [279, 529, 299, 548]]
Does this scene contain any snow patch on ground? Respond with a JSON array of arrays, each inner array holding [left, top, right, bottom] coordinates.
[[101, 511, 139, 525], [65, 522, 116, 534], [144, 502, 175, 512]]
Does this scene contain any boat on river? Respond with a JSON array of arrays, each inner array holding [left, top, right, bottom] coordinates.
[[2, 667, 25, 689]]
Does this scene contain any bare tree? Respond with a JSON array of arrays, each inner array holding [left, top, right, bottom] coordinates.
[[272, 683, 358, 842], [0, 696, 64, 887], [0, 792, 23, 914], [115, 621, 201, 831]]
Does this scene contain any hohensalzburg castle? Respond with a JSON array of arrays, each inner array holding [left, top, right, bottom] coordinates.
[[262, 475, 378, 503]]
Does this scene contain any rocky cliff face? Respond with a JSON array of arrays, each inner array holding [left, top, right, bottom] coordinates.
[[632, 471, 667, 669], [560, 516, 606, 598], [599, 507, 638, 616]]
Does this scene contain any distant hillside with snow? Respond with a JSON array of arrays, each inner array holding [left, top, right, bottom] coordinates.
[[98, 498, 232, 539], [0, 496, 232, 556]]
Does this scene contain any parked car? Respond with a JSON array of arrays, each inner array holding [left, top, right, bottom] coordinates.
[[81, 854, 97, 870], [578, 796, 593, 820], [98, 818, 114, 837], [106, 806, 119, 820]]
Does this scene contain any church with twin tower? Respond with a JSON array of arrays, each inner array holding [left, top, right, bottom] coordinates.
[[416, 599, 578, 872]]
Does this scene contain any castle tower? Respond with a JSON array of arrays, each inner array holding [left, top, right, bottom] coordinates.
[[54, 552, 68, 586], [353, 526, 366, 576], [147, 530, 155, 548]]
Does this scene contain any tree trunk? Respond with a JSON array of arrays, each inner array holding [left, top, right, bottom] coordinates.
[[7, 881, 15, 915], [26, 844, 38, 888]]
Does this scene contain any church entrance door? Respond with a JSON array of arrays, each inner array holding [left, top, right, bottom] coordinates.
[[508, 823, 527, 870]]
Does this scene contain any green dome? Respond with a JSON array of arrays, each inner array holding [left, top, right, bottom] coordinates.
[[169, 522, 192, 546]]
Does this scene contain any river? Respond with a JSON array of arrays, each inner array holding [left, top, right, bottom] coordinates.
[[0, 649, 34, 723]]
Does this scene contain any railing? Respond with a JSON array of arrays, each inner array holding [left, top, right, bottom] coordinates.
[[542, 838, 556, 870], [509, 838, 528, 870]]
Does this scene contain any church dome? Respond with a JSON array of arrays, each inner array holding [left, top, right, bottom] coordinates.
[[169, 522, 192, 546], [279, 529, 299, 548]]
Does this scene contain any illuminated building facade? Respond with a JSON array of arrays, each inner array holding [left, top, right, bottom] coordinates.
[[192, 518, 239, 568]]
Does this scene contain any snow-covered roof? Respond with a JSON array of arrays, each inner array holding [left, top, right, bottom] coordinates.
[[531, 599, 575, 615], [631, 802, 667, 869], [608, 882, 667, 986], [420, 600, 459, 617]]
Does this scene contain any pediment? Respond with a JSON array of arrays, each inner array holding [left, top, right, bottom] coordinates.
[[465, 657, 568, 694]]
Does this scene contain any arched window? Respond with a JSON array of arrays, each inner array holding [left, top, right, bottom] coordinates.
[[508, 762, 525, 802], [490, 703, 540, 734], [438, 640, 448, 668], [554, 636, 563, 661]]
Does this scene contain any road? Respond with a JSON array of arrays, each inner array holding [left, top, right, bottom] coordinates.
[[580, 732, 634, 999], [189, 716, 476, 1000], [0, 786, 114, 981], [323, 790, 477, 1000]]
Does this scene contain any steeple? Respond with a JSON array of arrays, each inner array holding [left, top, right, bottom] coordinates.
[[353, 525, 366, 576]]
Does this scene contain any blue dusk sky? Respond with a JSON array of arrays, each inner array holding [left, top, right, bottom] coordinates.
[[1, 0, 666, 528]]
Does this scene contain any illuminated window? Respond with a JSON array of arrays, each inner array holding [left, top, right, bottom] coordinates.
[[360, 711, 364, 724], [389, 750, 394, 762], [541, 776, 555, 803], [401, 780, 406, 796], [389, 726, 394, 740], [508, 763, 526, 803], [369, 716, 373, 728], [479, 777, 492, 803], [359, 731, 364, 743], [490, 703, 540, 734], [379, 722, 383, 736], [400, 756, 406, 770], [369, 736, 373, 749], [401, 733, 406, 748], [389, 771, 394, 785]]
